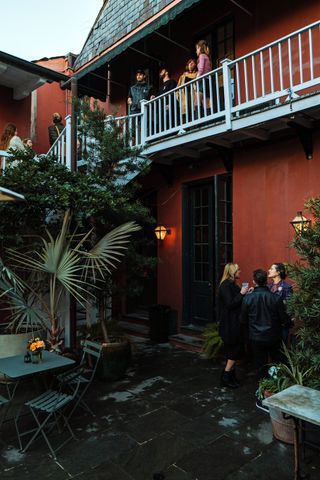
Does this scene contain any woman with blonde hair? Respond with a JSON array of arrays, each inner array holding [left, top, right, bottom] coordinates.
[[218, 263, 248, 388]]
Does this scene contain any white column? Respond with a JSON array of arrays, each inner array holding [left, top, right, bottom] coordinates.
[[221, 59, 233, 131]]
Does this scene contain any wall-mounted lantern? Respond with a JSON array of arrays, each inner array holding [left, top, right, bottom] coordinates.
[[290, 211, 311, 234], [154, 225, 171, 240]]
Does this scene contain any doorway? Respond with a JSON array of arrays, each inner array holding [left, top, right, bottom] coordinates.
[[183, 174, 232, 326]]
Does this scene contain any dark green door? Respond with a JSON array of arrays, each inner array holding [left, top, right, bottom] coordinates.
[[184, 182, 214, 326], [183, 175, 232, 326]]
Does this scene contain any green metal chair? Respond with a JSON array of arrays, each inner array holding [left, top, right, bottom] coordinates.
[[0, 394, 9, 431], [56, 340, 103, 418], [16, 370, 82, 459]]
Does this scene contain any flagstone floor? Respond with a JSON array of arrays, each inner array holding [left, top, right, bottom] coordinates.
[[1, 338, 320, 480]]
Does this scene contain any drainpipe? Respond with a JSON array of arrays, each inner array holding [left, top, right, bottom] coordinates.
[[70, 77, 78, 172], [106, 63, 111, 113]]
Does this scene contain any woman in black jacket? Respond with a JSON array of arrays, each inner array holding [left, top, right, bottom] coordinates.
[[218, 263, 248, 388]]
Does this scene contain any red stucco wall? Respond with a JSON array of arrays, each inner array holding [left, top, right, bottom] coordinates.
[[0, 86, 31, 140], [34, 57, 71, 154], [233, 132, 320, 284]]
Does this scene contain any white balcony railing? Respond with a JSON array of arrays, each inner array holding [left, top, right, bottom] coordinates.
[[0, 150, 10, 174], [112, 20, 320, 148]]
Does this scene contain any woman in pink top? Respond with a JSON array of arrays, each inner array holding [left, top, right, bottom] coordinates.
[[195, 40, 212, 116]]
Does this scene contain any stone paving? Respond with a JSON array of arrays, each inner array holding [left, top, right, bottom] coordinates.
[[1, 338, 320, 480]]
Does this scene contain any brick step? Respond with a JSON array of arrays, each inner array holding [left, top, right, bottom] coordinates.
[[118, 320, 149, 339], [122, 311, 149, 326], [169, 334, 203, 353], [180, 324, 204, 339]]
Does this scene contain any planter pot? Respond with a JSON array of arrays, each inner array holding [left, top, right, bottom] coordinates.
[[269, 407, 295, 444], [96, 336, 131, 381]]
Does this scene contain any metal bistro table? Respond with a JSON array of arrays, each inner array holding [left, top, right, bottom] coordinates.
[[263, 385, 320, 480], [0, 351, 75, 437]]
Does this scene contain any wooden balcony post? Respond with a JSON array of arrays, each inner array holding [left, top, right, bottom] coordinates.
[[221, 59, 233, 131]]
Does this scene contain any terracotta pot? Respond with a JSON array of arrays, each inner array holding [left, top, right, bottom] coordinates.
[[262, 389, 295, 444], [269, 407, 295, 444], [97, 336, 132, 381]]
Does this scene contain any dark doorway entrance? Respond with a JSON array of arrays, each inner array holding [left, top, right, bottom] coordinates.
[[183, 174, 232, 326]]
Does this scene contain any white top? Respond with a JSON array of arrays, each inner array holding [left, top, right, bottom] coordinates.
[[8, 135, 25, 151]]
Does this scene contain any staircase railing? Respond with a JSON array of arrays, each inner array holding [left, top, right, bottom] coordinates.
[[0, 150, 10, 175], [47, 114, 72, 169]]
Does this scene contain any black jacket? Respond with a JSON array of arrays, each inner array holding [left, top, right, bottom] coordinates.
[[218, 279, 244, 344], [48, 122, 64, 146], [128, 81, 153, 113], [240, 286, 288, 343]]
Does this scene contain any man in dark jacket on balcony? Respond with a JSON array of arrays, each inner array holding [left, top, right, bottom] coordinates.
[[240, 268, 288, 380], [127, 69, 153, 114]]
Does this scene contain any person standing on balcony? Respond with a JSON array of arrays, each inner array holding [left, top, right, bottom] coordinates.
[[0, 123, 25, 151], [268, 263, 293, 345], [152, 66, 177, 131], [195, 40, 212, 117], [127, 69, 153, 114], [177, 58, 198, 122], [48, 113, 64, 146], [218, 263, 249, 388]]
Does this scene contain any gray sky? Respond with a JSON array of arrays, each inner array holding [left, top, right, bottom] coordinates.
[[1, 0, 103, 61]]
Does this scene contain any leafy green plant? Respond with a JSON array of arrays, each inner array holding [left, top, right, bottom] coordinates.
[[257, 343, 318, 400], [202, 323, 224, 359], [257, 377, 279, 401]]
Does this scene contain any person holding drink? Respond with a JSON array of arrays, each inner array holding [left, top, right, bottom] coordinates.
[[218, 263, 249, 388]]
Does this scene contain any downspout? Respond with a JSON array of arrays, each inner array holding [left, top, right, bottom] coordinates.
[[70, 77, 78, 172]]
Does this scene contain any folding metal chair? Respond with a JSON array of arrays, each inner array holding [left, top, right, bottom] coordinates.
[[16, 370, 82, 459], [57, 340, 103, 418], [0, 394, 9, 428]]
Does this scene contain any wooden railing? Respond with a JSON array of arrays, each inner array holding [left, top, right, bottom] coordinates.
[[112, 20, 320, 147]]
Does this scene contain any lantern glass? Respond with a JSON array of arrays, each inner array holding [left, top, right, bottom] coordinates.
[[155, 225, 168, 240], [290, 211, 311, 234]]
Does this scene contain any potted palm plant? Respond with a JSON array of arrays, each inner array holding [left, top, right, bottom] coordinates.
[[1, 210, 141, 362]]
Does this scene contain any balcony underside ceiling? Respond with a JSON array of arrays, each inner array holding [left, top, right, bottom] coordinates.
[[144, 92, 320, 164]]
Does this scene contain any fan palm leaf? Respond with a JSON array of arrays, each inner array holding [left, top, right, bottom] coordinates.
[[82, 221, 141, 282], [4, 212, 141, 340]]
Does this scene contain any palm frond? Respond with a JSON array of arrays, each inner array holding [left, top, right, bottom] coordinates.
[[82, 221, 141, 281]]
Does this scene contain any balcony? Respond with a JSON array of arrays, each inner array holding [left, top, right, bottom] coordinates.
[[113, 20, 320, 161]]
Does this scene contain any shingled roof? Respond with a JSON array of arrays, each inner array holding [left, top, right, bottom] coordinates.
[[74, 0, 174, 70]]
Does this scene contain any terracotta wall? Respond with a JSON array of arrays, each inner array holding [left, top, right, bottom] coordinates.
[[233, 131, 320, 284], [34, 57, 71, 154]]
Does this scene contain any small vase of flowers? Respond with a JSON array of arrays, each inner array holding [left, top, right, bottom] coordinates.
[[27, 337, 45, 364]]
